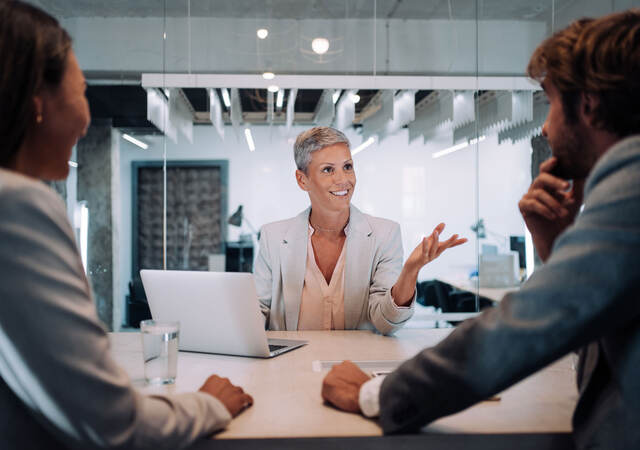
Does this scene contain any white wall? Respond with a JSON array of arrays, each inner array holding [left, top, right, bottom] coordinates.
[[117, 124, 532, 328]]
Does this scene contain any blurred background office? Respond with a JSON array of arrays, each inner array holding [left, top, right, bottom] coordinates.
[[28, 0, 639, 331]]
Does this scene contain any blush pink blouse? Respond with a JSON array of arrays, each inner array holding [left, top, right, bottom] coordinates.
[[297, 224, 347, 330]]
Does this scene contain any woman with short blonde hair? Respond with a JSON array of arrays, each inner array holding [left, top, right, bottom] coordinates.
[[255, 126, 466, 334]]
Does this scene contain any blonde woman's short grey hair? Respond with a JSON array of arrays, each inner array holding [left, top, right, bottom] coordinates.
[[293, 127, 350, 172]]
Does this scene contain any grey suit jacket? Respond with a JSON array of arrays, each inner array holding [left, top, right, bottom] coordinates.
[[253, 205, 415, 335], [378, 135, 640, 450], [0, 169, 232, 449]]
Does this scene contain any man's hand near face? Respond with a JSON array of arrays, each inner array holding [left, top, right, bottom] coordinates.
[[321, 361, 371, 413], [518, 157, 585, 262]]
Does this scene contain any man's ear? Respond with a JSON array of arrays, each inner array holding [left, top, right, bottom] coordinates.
[[579, 92, 599, 128], [295, 169, 309, 191]]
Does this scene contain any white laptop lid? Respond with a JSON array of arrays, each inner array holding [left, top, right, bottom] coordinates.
[[140, 270, 271, 357]]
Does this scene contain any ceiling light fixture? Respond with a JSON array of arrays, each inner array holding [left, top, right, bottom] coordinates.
[[220, 88, 231, 108], [262, 71, 275, 80], [122, 133, 149, 150], [349, 93, 361, 104], [311, 37, 330, 55], [332, 90, 342, 104], [267, 85, 279, 93], [257, 28, 269, 39], [352, 137, 375, 156], [276, 89, 285, 108], [432, 135, 486, 159], [244, 127, 256, 152]]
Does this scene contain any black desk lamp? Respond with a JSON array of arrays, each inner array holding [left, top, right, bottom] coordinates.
[[227, 205, 258, 240]]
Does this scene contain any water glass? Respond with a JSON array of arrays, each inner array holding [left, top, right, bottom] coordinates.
[[140, 320, 179, 385]]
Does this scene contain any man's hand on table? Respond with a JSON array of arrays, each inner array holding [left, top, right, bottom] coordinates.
[[321, 361, 371, 413], [199, 375, 253, 417]]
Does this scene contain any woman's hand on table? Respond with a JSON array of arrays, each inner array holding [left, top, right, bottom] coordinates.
[[321, 361, 371, 414], [199, 374, 253, 417], [405, 223, 467, 273]]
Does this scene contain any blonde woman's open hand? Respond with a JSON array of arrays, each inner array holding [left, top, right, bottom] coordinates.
[[404, 223, 467, 273]]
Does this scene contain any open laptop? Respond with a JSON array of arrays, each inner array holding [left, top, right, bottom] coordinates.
[[140, 270, 307, 358]]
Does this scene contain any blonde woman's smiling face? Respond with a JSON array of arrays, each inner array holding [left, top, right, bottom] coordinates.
[[296, 143, 356, 213]]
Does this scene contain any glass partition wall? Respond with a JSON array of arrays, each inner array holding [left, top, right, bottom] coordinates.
[[31, 0, 639, 330]]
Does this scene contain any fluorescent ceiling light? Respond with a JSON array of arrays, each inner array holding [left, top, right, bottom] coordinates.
[[349, 93, 360, 103], [262, 71, 275, 80], [312, 37, 330, 55], [276, 89, 285, 108], [257, 28, 268, 39], [220, 88, 231, 108], [432, 135, 486, 159], [244, 127, 256, 152], [332, 90, 342, 104], [352, 137, 375, 156], [68, 160, 78, 168], [267, 85, 279, 93], [122, 133, 149, 150]]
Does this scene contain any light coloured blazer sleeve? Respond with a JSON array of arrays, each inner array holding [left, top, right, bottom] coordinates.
[[0, 180, 231, 449], [377, 141, 640, 436], [253, 227, 273, 324], [366, 222, 415, 335]]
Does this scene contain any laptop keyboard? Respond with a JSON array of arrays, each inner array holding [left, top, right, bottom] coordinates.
[[268, 344, 287, 352]]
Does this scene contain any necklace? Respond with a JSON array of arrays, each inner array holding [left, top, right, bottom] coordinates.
[[309, 220, 348, 233]]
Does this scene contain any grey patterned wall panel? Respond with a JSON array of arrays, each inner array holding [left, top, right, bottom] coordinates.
[[134, 161, 228, 275]]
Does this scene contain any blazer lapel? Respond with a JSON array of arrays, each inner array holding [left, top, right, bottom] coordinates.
[[344, 205, 374, 329], [280, 208, 310, 330]]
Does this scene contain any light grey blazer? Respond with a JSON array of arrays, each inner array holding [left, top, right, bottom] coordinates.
[[253, 204, 415, 335], [378, 135, 640, 450], [0, 168, 232, 449]]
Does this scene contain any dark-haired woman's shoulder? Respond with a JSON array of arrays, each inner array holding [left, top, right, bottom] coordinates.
[[0, 168, 70, 231]]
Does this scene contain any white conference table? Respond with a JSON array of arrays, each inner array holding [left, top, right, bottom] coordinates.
[[109, 329, 578, 449]]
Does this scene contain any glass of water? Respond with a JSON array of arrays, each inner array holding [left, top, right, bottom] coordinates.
[[140, 320, 179, 385]]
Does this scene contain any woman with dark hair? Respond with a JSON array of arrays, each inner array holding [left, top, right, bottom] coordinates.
[[0, 2, 251, 448]]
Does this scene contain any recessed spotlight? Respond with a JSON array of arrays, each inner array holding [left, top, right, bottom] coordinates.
[[349, 93, 360, 104], [267, 85, 279, 93], [312, 37, 330, 55], [262, 71, 275, 80], [257, 28, 269, 39]]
